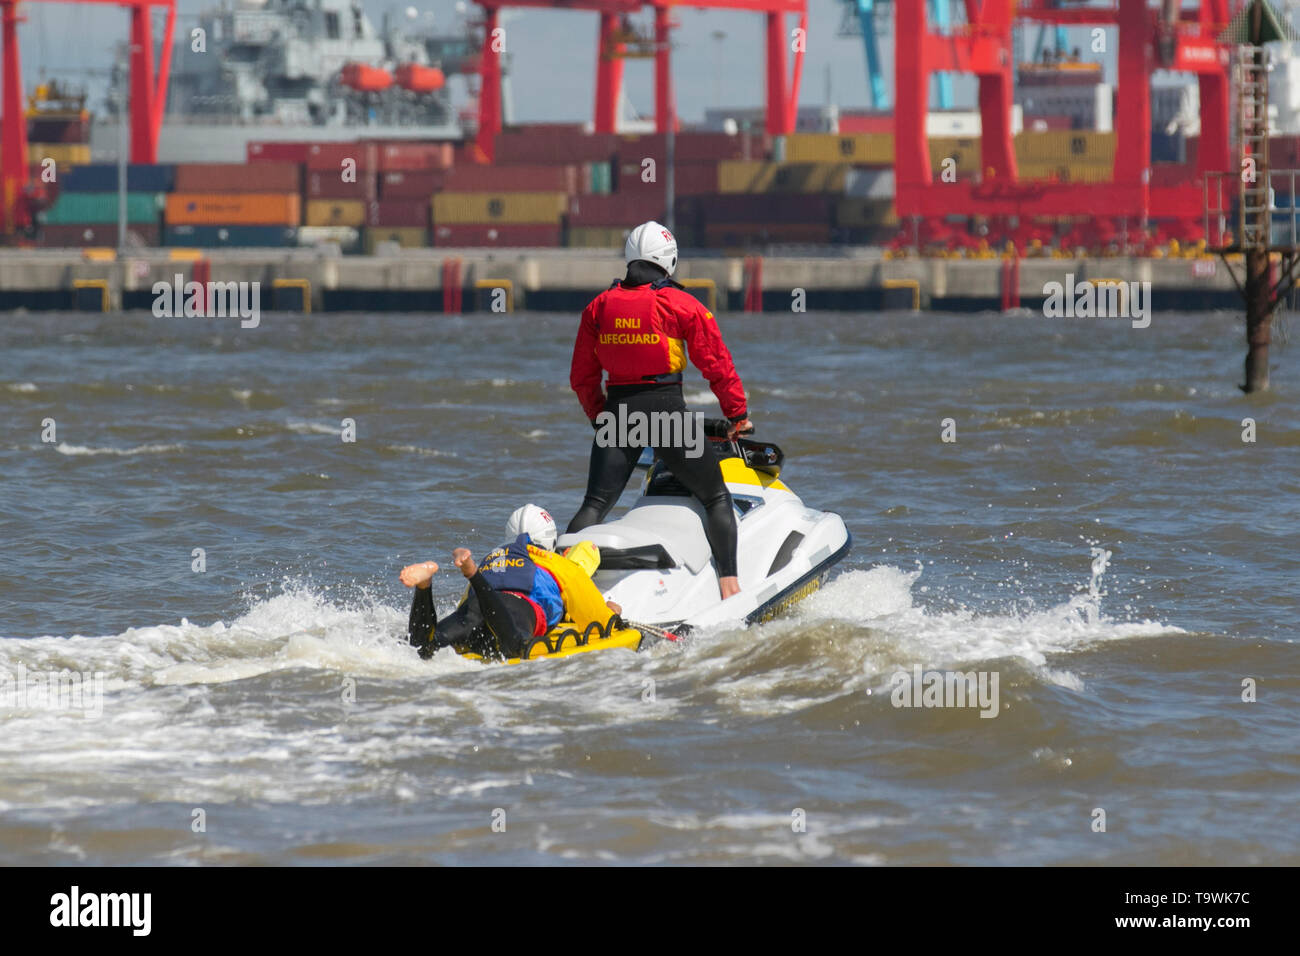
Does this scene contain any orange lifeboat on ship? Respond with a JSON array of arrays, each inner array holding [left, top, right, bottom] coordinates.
[[394, 64, 446, 94], [340, 63, 394, 92]]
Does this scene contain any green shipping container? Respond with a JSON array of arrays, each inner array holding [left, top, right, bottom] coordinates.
[[42, 192, 163, 225]]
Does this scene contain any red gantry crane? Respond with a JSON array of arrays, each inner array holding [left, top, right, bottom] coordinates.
[[1, 0, 175, 234], [471, 0, 808, 162], [893, 0, 1237, 251]]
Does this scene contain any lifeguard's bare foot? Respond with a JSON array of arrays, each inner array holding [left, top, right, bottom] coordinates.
[[719, 576, 741, 600], [400, 561, 439, 589], [452, 548, 477, 578]]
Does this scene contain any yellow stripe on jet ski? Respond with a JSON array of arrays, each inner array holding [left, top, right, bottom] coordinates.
[[720, 458, 789, 492], [459, 623, 645, 665]]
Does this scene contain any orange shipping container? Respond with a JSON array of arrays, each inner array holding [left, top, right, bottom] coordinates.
[[166, 192, 300, 226]]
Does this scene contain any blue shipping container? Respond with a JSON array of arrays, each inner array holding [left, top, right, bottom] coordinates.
[[63, 163, 176, 193]]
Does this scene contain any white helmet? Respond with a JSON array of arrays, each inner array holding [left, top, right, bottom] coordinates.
[[625, 220, 678, 276], [505, 504, 558, 551]]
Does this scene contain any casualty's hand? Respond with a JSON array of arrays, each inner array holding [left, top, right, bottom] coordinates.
[[605, 600, 622, 616], [452, 548, 477, 579], [400, 561, 439, 588], [726, 418, 754, 440]]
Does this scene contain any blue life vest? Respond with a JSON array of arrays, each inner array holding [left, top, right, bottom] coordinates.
[[479, 534, 565, 629]]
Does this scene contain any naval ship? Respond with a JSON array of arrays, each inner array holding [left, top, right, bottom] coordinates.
[[90, 0, 491, 162]]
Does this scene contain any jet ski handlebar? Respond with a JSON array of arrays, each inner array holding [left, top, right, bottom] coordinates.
[[702, 418, 755, 440]]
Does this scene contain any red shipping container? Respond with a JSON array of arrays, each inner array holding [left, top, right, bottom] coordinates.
[[247, 141, 315, 163], [836, 111, 894, 134], [1269, 136, 1300, 168], [306, 169, 378, 200], [175, 162, 301, 193], [365, 199, 430, 228], [40, 223, 160, 247], [432, 223, 562, 247], [443, 163, 577, 193], [379, 170, 444, 199], [568, 193, 669, 227], [374, 141, 454, 171], [305, 142, 379, 172], [494, 131, 618, 164], [613, 132, 760, 164], [1021, 114, 1076, 132], [614, 160, 717, 196]]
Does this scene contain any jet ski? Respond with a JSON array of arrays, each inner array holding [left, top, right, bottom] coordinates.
[[556, 420, 852, 633]]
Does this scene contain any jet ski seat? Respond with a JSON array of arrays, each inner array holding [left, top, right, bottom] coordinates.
[[558, 501, 714, 574]]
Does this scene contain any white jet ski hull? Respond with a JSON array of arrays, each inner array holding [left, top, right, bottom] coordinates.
[[559, 451, 851, 631]]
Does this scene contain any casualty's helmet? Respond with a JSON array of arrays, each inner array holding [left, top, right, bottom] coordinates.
[[625, 220, 678, 276], [505, 504, 558, 551]]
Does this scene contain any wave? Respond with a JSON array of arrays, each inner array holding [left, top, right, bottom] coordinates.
[[53, 442, 183, 457]]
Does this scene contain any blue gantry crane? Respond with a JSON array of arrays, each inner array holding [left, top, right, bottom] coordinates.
[[837, 0, 953, 110]]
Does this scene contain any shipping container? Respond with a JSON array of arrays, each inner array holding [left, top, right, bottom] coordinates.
[[364, 199, 429, 228], [163, 224, 298, 247], [834, 197, 897, 229], [586, 161, 614, 194], [373, 141, 454, 171], [27, 143, 91, 167], [785, 133, 893, 164], [433, 191, 568, 224], [1017, 162, 1113, 184], [718, 161, 851, 193], [305, 199, 367, 227], [1269, 136, 1300, 169], [247, 141, 315, 163], [59, 163, 173, 192], [174, 162, 301, 194], [304, 142, 380, 172], [27, 118, 89, 143], [363, 226, 429, 253], [43, 191, 163, 224], [443, 163, 578, 193], [379, 170, 443, 200], [1013, 131, 1116, 165], [298, 226, 361, 252], [928, 137, 981, 176], [432, 223, 563, 246], [568, 193, 668, 227], [697, 193, 836, 225], [613, 160, 716, 195], [835, 112, 894, 135], [701, 222, 833, 247], [305, 174, 376, 200], [567, 225, 631, 248], [1021, 114, 1076, 132], [306, 169, 379, 199], [493, 130, 619, 165], [612, 132, 762, 164], [165, 193, 301, 226], [39, 223, 160, 247], [844, 167, 895, 199]]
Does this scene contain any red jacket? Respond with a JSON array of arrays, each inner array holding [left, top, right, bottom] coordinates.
[[570, 281, 748, 422]]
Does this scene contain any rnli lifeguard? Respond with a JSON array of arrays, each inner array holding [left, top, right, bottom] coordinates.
[[568, 221, 752, 600], [400, 504, 621, 660]]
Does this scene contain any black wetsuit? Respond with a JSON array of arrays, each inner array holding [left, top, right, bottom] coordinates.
[[566, 261, 739, 578], [407, 572, 539, 660]]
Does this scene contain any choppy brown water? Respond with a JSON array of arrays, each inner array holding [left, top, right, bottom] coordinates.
[[2, 309, 1297, 864]]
